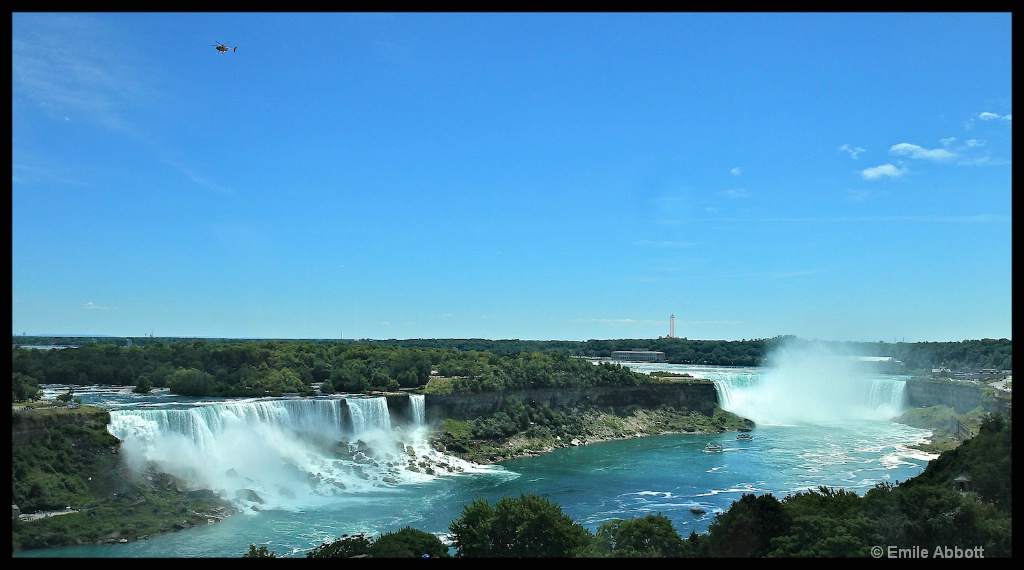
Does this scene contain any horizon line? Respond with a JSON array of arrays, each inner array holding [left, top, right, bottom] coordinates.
[[10, 333, 1011, 344]]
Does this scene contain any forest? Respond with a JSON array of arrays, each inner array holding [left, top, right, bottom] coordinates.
[[12, 339, 654, 400], [11, 335, 1011, 401]]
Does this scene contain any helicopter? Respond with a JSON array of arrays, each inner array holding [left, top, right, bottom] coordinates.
[[212, 42, 237, 53]]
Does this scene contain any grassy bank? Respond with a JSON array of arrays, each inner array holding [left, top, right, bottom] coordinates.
[[896, 404, 991, 454], [11, 405, 236, 553]]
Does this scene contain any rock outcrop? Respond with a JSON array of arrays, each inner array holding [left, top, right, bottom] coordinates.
[[904, 377, 1011, 416]]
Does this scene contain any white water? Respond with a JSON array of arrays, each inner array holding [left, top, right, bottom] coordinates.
[[409, 393, 426, 425], [106, 395, 495, 513], [621, 341, 909, 426]]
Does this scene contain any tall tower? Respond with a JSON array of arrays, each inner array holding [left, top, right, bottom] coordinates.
[[670, 314, 675, 338]]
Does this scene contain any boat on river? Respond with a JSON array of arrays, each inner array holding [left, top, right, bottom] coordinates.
[[736, 433, 753, 441], [704, 442, 724, 452]]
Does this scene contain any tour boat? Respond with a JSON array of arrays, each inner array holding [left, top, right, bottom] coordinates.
[[704, 442, 724, 452]]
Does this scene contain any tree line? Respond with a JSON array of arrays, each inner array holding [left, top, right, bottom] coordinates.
[[15, 335, 1012, 370], [10, 340, 658, 401], [11, 335, 1011, 402]]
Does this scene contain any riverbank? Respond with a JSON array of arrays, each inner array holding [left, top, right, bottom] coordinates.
[[434, 405, 755, 464], [896, 404, 992, 454]]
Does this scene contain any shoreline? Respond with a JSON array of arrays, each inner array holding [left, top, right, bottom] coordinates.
[[486, 426, 737, 464], [439, 406, 754, 465]]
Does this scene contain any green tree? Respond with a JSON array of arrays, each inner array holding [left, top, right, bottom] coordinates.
[[390, 349, 431, 388], [590, 513, 692, 557], [447, 497, 497, 557], [331, 360, 370, 393], [12, 371, 40, 401], [252, 367, 306, 395], [133, 375, 153, 394], [448, 493, 592, 558], [369, 526, 451, 558], [56, 386, 75, 404], [861, 482, 908, 546], [767, 513, 879, 557], [243, 544, 277, 558], [167, 368, 214, 396], [306, 533, 373, 558], [703, 493, 791, 557]]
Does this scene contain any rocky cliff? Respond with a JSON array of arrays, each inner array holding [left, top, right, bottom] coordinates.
[[416, 382, 718, 421], [904, 377, 1011, 416]]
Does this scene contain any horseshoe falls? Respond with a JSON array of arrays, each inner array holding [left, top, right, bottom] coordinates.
[[711, 366, 908, 426], [622, 343, 909, 426]]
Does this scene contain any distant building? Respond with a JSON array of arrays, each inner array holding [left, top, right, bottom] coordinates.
[[954, 473, 972, 494], [611, 349, 666, 362]]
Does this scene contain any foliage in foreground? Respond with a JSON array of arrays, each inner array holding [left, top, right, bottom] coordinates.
[[447, 493, 592, 557], [303, 527, 451, 558]]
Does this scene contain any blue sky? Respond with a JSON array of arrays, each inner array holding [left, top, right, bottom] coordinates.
[[12, 12, 1012, 342]]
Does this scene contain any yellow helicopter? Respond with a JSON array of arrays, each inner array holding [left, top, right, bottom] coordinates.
[[212, 42, 237, 53]]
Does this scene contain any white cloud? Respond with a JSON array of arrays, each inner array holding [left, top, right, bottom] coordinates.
[[839, 144, 866, 159], [730, 167, 743, 176], [889, 143, 956, 161], [861, 164, 907, 180], [84, 301, 114, 310], [967, 111, 1011, 129], [957, 156, 1010, 166], [722, 188, 748, 199]]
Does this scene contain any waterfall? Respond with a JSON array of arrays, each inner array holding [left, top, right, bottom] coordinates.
[[708, 342, 909, 425], [711, 373, 908, 426], [866, 376, 907, 419], [409, 394, 426, 426], [107, 395, 485, 512], [702, 368, 758, 413], [108, 398, 347, 448], [345, 396, 392, 435]]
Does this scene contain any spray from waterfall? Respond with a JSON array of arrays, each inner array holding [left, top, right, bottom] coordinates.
[[713, 339, 907, 425]]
